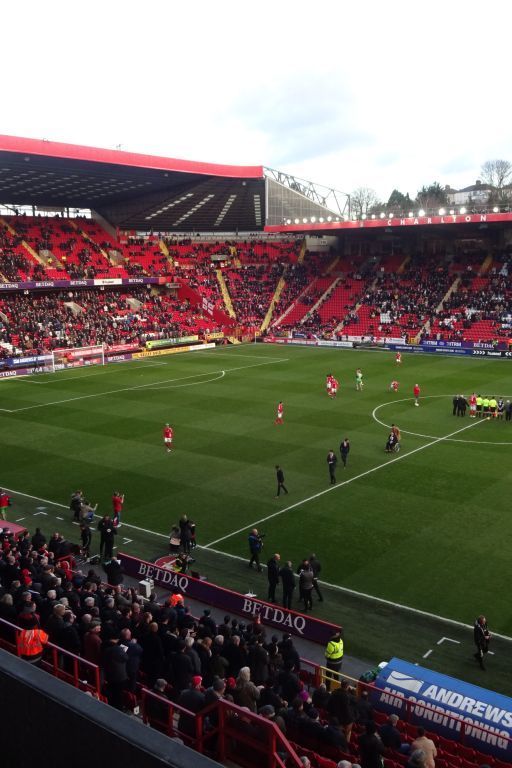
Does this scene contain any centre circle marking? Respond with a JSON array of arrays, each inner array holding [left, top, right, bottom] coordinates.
[[372, 395, 512, 446]]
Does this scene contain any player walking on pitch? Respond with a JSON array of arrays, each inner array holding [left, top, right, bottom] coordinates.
[[390, 380, 399, 392], [356, 368, 364, 391], [163, 423, 173, 452], [275, 401, 284, 425], [395, 351, 402, 365], [413, 384, 420, 406]]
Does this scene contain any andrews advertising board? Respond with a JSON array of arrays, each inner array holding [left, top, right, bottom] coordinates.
[[373, 658, 512, 759]]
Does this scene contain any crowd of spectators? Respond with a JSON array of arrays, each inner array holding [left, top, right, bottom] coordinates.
[[0, 287, 221, 355]]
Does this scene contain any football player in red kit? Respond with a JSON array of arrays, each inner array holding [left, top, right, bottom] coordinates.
[[326, 374, 332, 397], [413, 384, 421, 406], [390, 380, 399, 392], [330, 376, 339, 398], [395, 351, 402, 365], [275, 401, 284, 425], [163, 423, 173, 452], [112, 491, 124, 528]]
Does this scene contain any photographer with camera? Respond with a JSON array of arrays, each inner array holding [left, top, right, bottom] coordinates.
[[248, 528, 264, 572]]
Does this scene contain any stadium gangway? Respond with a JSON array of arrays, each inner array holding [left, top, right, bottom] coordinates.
[[298, 655, 512, 760], [0, 615, 102, 698], [142, 689, 303, 768]]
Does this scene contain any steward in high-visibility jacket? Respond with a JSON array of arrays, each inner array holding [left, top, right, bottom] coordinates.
[[324, 630, 344, 689], [16, 621, 49, 663]]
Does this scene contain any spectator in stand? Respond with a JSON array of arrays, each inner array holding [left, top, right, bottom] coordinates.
[[359, 721, 385, 768], [410, 727, 437, 768], [379, 713, 409, 752], [102, 636, 129, 710], [177, 675, 205, 738], [233, 666, 261, 712]]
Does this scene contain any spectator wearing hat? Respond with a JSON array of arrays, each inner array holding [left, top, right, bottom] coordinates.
[[177, 675, 205, 737], [199, 608, 217, 637], [259, 703, 287, 735]]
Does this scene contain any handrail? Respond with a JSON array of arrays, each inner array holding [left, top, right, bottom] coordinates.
[[298, 656, 512, 756], [0, 614, 101, 696], [142, 688, 302, 768]]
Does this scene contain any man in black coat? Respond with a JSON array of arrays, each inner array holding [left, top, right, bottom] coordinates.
[[177, 676, 206, 737], [267, 553, 281, 602], [279, 560, 295, 609], [474, 614, 491, 669], [102, 638, 129, 709], [275, 465, 288, 497], [309, 553, 323, 602]]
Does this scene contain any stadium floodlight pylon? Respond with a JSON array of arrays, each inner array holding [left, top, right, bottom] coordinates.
[[50, 344, 105, 372]]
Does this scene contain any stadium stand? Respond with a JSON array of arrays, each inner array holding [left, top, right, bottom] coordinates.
[[0, 522, 501, 768]]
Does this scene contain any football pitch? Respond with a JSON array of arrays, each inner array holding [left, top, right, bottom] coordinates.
[[2, 343, 512, 691]]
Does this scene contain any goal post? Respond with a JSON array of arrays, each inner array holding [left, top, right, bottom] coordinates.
[[52, 344, 105, 371]]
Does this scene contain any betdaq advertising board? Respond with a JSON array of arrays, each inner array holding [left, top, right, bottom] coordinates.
[[373, 658, 512, 759], [119, 552, 340, 645]]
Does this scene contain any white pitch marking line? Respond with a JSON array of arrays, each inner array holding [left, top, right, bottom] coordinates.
[[423, 649, 433, 659], [122, 538, 133, 544], [147, 371, 225, 390], [372, 395, 512, 446], [15, 517, 25, 522], [437, 637, 461, 645], [203, 418, 486, 549], [7, 358, 288, 413], [56, 516, 64, 521], [33, 511, 47, 516], [5, 481, 512, 642], [17, 359, 171, 384]]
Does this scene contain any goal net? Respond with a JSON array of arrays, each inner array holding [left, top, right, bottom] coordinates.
[[51, 345, 105, 372]]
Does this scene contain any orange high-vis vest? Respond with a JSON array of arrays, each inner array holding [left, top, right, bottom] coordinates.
[[17, 628, 49, 658]]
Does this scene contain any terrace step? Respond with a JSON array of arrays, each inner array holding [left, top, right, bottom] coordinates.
[[479, 253, 493, 275], [271, 278, 318, 328], [297, 237, 307, 264], [216, 269, 236, 318], [303, 276, 340, 321], [260, 273, 286, 333]]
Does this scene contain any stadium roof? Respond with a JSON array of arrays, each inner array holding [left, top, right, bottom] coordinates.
[[0, 135, 266, 231]]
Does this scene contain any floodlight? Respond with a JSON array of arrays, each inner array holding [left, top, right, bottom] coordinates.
[[408, 211, 413, 217], [388, 213, 394, 218], [310, 217, 316, 223], [380, 212, 386, 219], [493, 206, 499, 213], [302, 217, 308, 223], [438, 208, 446, 216], [371, 214, 376, 219], [361, 213, 367, 220], [294, 218, 300, 224], [327, 216, 332, 222], [449, 209, 455, 215], [319, 217, 324, 223], [460, 207, 466, 214], [418, 209, 425, 217]]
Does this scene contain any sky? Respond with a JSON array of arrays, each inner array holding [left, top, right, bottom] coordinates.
[[2, 0, 511, 204]]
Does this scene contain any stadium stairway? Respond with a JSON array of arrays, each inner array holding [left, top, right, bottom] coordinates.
[[479, 252, 493, 275], [297, 237, 307, 264], [304, 276, 340, 321], [271, 279, 318, 327], [216, 269, 236, 318], [397, 254, 410, 273], [158, 238, 173, 266], [68, 219, 115, 267], [260, 272, 286, 333]]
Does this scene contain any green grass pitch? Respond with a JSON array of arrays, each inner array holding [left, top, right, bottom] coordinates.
[[2, 344, 512, 690]]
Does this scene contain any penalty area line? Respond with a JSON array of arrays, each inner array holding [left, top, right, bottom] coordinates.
[[203, 417, 486, 549], [6, 357, 288, 413]]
